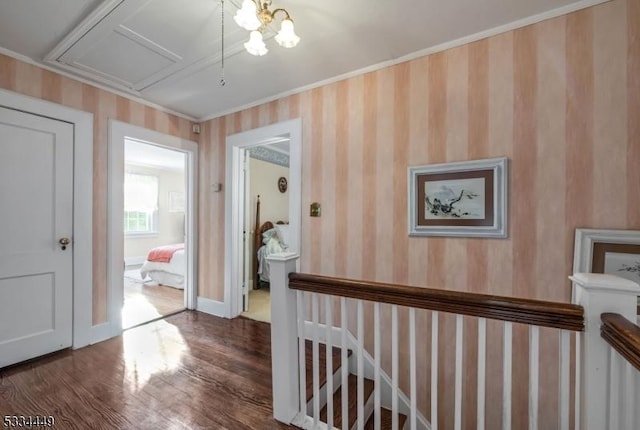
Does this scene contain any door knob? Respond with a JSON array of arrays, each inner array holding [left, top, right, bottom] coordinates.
[[59, 237, 70, 250]]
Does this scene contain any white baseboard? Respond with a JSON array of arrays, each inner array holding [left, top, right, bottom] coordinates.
[[124, 256, 146, 266], [90, 322, 114, 345], [197, 297, 227, 317]]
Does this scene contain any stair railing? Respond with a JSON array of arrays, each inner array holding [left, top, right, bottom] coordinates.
[[571, 273, 640, 430], [269, 254, 639, 430]]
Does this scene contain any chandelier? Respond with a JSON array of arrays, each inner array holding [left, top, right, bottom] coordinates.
[[234, 0, 300, 56]]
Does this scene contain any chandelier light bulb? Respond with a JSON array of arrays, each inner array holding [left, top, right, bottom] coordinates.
[[234, 0, 261, 31], [232, 0, 300, 57], [244, 30, 268, 56], [275, 18, 300, 48]]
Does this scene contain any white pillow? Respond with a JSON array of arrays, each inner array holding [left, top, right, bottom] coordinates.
[[262, 228, 279, 244], [275, 224, 291, 248]]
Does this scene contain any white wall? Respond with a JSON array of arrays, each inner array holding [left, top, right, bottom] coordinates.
[[247, 157, 289, 286], [124, 164, 185, 264], [249, 157, 289, 228]]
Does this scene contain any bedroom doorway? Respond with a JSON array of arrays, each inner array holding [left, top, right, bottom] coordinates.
[[224, 118, 302, 320], [108, 120, 198, 338], [122, 140, 187, 329], [241, 140, 291, 323]]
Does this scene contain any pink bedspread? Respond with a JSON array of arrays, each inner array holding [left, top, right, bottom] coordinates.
[[147, 243, 184, 263]]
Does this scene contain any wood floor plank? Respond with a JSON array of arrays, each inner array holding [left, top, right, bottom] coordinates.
[[0, 311, 295, 430]]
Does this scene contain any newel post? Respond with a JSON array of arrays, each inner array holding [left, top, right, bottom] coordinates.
[[267, 252, 300, 424], [571, 272, 640, 430]]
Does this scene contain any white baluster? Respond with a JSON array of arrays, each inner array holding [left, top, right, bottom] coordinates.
[[431, 311, 439, 430], [312, 293, 320, 426], [297, 292, 306, 417], [392, 305, 399, 430], [559, 330, 570, 430], [574, 332, 580, 430], [623, 361, 635, 430], [477, 318, 487, 430], [358, 300, 364, 430], [633, 366, 640, 429], [608, 349, 620, 430], [529, 325, 539, 430], [410, 308, 417, 430], [341, 297, 349, 430], [374, 302, 381, 430], [454, 314, 463, 430], [503, 321, 512, 430], [325, 295, 334, 429]]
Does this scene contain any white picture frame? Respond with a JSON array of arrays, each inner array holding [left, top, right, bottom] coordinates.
[[408, 157, 508, 238], [573, 228, 640, 279]]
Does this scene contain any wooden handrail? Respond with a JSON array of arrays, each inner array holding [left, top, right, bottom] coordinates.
[[289, 273, 584, 331], [601, 313, 640, 371]]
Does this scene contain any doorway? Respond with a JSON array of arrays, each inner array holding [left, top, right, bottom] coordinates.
[[224, 118, 302, 319], [108, 120, 198, 338], [121, 140, 188, 329], [240, 139, 291, 322]]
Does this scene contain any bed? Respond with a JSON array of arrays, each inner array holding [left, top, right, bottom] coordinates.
[[256, 222, 290, 284], [140, 243, 186, 289], [253, 195, 290, 287]]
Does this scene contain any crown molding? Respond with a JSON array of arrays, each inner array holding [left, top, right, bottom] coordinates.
[[1, 0, 610, 123], [197, 0, 611, 122]]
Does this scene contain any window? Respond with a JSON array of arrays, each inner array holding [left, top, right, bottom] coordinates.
[[124, 173, 158, 235]]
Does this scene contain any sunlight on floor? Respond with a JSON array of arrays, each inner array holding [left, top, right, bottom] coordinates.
[[121, 293, 162, 329], [122, 320, 188, 392], [122, 271, 184, 329]]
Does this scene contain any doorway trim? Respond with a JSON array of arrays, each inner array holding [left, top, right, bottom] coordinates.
[[0, 88, 94, 349], [108, 120, 198, 338], [224, 118, 302, 318]]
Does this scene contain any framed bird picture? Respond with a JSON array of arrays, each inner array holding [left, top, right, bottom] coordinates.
[[408, 157, 508, 238]]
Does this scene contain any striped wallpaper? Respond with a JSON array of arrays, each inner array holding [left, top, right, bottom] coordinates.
[[0, 0, 636, 425], [200, 0, 638, 306], [198, 0, 639, 426], [0, 55, 196, 325]]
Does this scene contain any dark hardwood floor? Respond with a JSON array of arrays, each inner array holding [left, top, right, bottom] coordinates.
[[0, 311, 296, 430]]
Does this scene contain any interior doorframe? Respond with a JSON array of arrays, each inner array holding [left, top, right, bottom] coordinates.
[[224, 118, 302, 318], [108, 120, 198, 338], [0, 88, 94, 349]]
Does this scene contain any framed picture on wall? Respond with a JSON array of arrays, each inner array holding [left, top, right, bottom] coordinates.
[[573, 229, 640, 311], [408, 157, 508, 238], [573, 229, 640, 284]]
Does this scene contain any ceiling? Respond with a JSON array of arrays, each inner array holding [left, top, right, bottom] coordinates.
[[125, 139, 186, 170], [0, 0, 601, 120]]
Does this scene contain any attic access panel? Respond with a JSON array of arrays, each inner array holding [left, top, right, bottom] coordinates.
[[45, 0, 254, 94]]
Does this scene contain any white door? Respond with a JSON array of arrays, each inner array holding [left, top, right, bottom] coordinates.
[[241, 150, 250, 312], [0, 106, 74, 368]]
